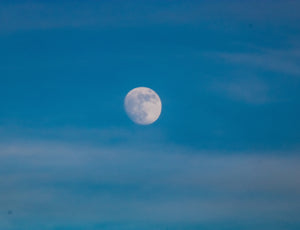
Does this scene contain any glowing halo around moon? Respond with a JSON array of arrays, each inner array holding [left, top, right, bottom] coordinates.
[[124, 87, 162, 125]]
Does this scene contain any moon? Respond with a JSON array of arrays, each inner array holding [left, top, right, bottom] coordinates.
[[124, 87, 162, 125]]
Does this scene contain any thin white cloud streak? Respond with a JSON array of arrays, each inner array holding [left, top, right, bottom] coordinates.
[[210, 77, 270, 104], [205, 43, 300, 103], [0, 139, 300, 227], [214, 49, 300, 76]]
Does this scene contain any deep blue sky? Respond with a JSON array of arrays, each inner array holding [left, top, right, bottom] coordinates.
[[0, 1, 300, 229]]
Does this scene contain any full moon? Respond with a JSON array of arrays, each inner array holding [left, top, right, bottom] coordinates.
[[124, 87, 162, 125]]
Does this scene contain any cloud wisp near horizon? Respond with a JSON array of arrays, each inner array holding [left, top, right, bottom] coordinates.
[[1, 132, 300, 230]]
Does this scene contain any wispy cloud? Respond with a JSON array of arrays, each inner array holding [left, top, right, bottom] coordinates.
[[0, 137, 299, 228], [214, 48, 300, 76], [211, 76, 270, 104], [207, 43, 300, 104]]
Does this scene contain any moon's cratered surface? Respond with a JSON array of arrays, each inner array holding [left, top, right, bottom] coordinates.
[[124, 87, 162, 125]]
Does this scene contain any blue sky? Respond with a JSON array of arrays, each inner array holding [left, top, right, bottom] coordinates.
[[0, 0, 300, 229]]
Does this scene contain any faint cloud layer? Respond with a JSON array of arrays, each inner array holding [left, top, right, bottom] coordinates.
[[0, 139, 299, 228], [215, 48, 300, 76], [207, 45, 300, 103], [0, 0, 300, 32], [211, 77, 269, 104]]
